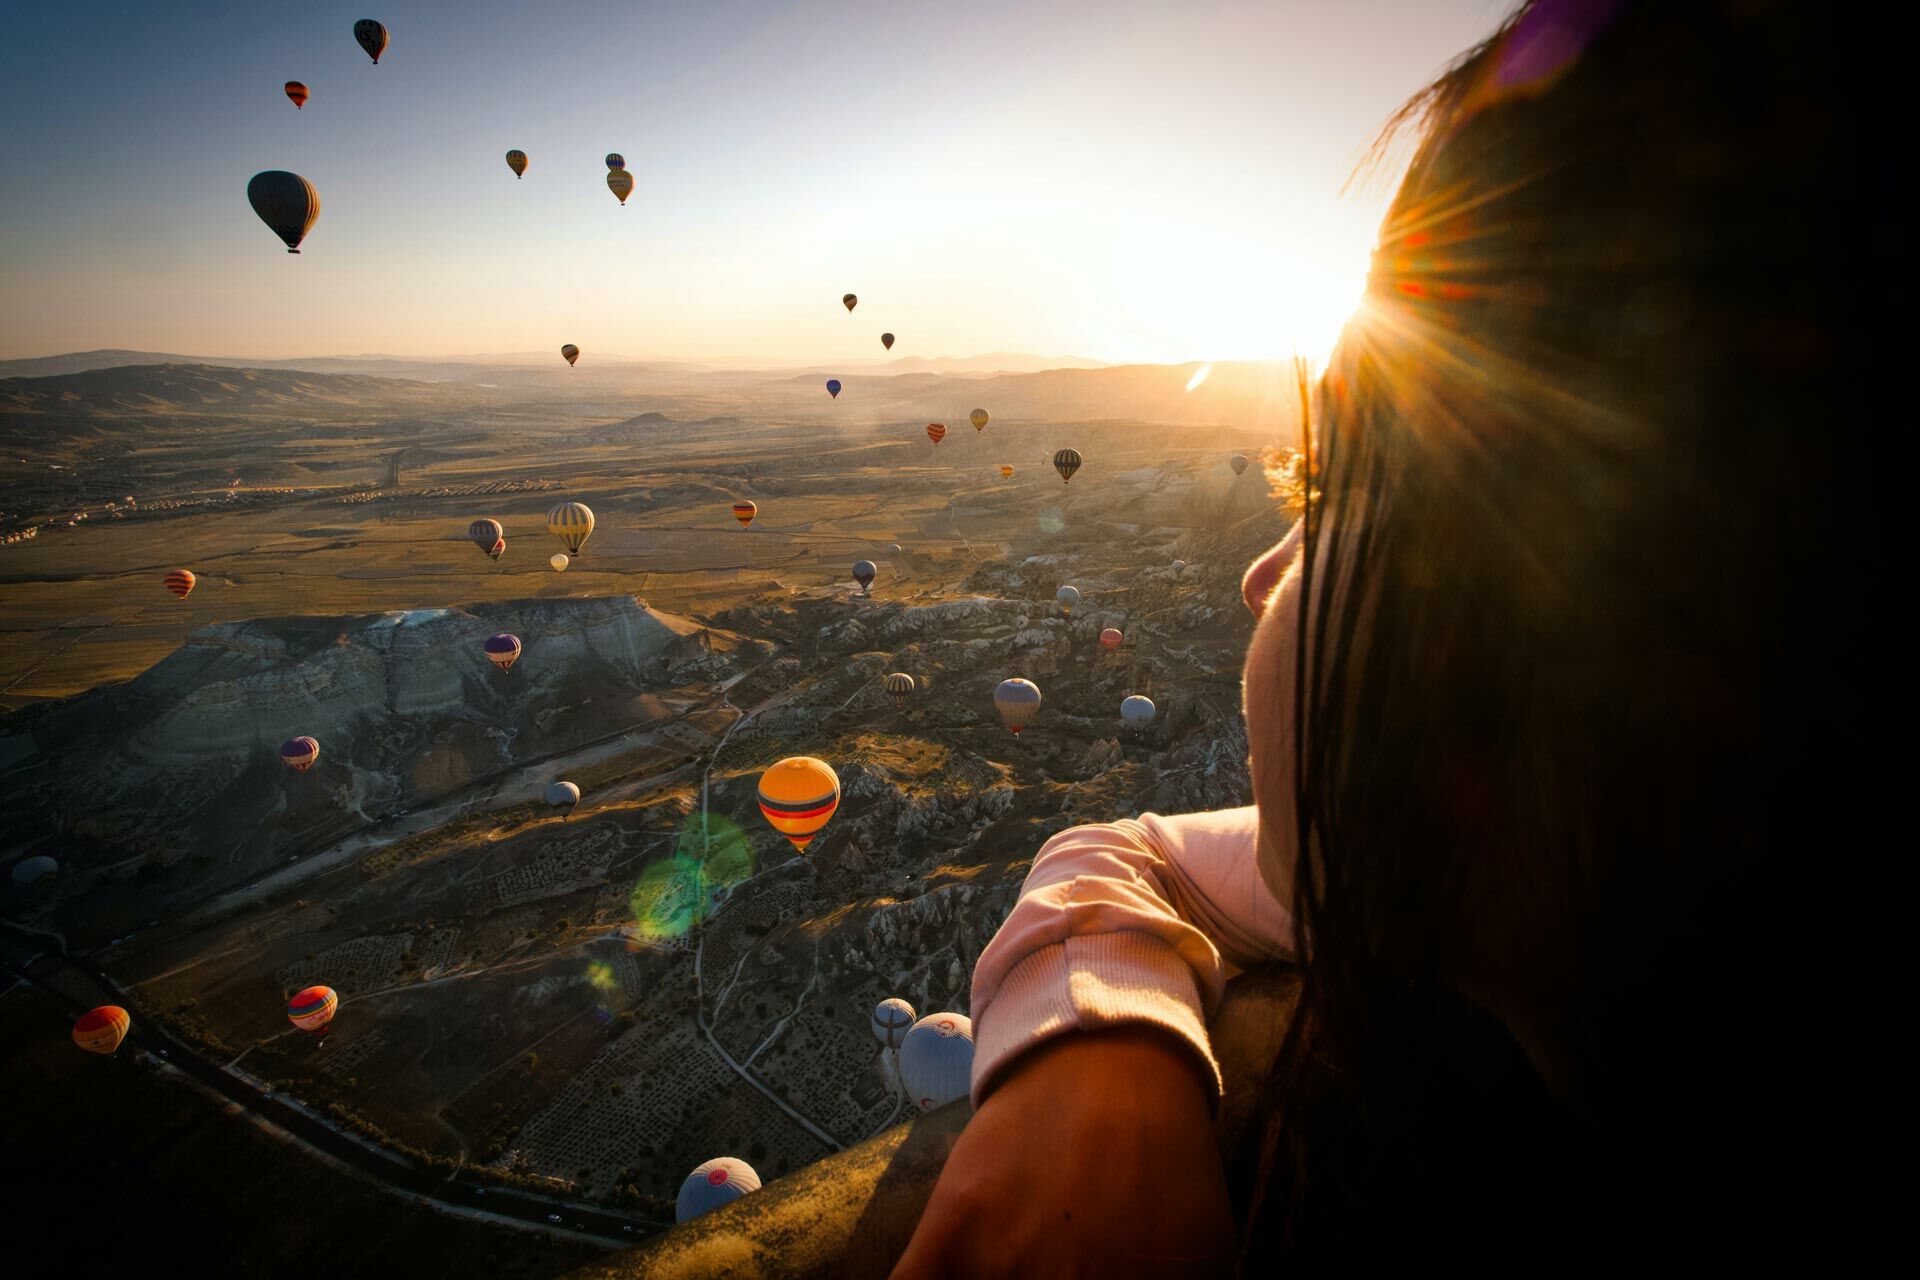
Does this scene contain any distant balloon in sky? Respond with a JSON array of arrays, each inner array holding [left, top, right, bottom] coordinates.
[[994, 678, 1041, 734], [247, 171, 320, 254], [842, 293, 857, 312], [73, 1006, 130, 1056], [676, 1158, 760, 1224], [970, 408, 989, 432], [604, 153, 626, 171], [560, 344, 579, 367], [285, 81, 309, 109], [731, 500, 757, 528], [607, 169, 633, 205], [1056, 585, 1080, 614], [884, 672, 916, 709], [825, 378, 842, 399], [881, 332, 894, 351], [280, 736, 320, 772], [872, 997, 915, 1049], [1099, 627, 1123, 651], [550, 553, 569, 572], [926, 423, 946, 446], [353, 19, 389, 64], [1053, 448, 1082, 485], [546, 780, 581, 814], [851, 560, 876, 595], [287, 985, 339, 1033], [547, 500, 594, 554], [1230, 454, 1250, 476], [468, 518, 503, 556], [757, 756, 841, 851], [483, 633, 522, 673], [505, 149, 527, 178], [1000, 465, 1013, 479], [164, 568, 196, 600], [1121, 694, 1157, 728], [885, 544, 902, 555], [488, 537, 506, 561], [899, 1013, 974, 1112]]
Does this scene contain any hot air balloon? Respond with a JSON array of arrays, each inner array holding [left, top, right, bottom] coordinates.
[[1056, 585, 1081, 614], [676, 1158, 760, 1224], [607, 169, 633, 205], [926, 423, 947, 446], [899, 1013, 975, 1112], [1052, 448, 1082, 484], [842, 294, 857, 312], [885, 544, 902, 555], [1172, 559, 1187, 572], [757, 757, 840, 851], [483, 633, 522, 673], [468, 518, 504, 556], [73, 1006, 130, 1056], [505, 149, 527, 178], [1121, 694, 1157, 729], [825, 378, 842, 399], [285, 81, 309, 109], [280, 736, 320, 772], [731, 500, 757, 528], [547, 501, 594, 554], [550, 553, 569, 572], [873, 997, 916, 1048], [287, 985, 338, 1033], [851, 560, 876, 596], [1231, 454, 1250, 477], [884, 673, 916, 709], [970, 408, 989, 432], [353, 19, 388, 64], [561, 344, 580, 367], [247, 170, 320, 253], [881, 332, 895, 351], [546, 780, 581, 815], [994, 678, 1041, 735], [11, 855, 58, 886], [605, 153, 626, 171], [1099, 627, 1123, 651], [488, 536, 506, 561], [1000, 465, 1013, 479], [164, 568, 196, 600]]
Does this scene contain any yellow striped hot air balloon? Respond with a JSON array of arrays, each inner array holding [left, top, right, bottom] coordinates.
[[884, 673, 916, 709], [970, 408, 989, 432], [757, 757, 840, 851], [731, 500, 757, 528], [547, 501, 594, 555], [164, 568, 196, 599], [73, 1006, 130, 1056]]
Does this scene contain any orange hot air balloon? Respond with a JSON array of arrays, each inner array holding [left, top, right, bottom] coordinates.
[[1000, 465, 1013, 479], [164, 568, 197, 599], [1099, 627, 1124, 651], [287, 985, 339, 1033], [926, 423, 947, 446], [757, 757, 840, 851], [73, 1006, 130, 1056], [731, 500, 757, 528], [285, 81, 309, 109], [607, 169, 634, 205]]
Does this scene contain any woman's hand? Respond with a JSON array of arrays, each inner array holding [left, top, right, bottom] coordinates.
[[890, 1026, 1236, 1280]]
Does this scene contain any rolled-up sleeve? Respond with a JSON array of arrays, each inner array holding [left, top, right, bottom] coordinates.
[[969, 807, 1294, 1104]]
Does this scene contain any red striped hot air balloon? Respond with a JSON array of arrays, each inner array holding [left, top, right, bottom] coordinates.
[[280, 736, 320, 772], [731, 500, 757, 528], [164, 568, 197, 600], [484, 633, 522, 673], [285, 81, 309, 109], [926, 423, 947, 446], [287, 985, 338, 1033], [757, 757, 840, 851], [73, 1006, 130, 1056], [1099, 627, 1124, 651]]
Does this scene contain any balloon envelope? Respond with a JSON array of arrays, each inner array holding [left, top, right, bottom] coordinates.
[[970, 408, 989, 431], [285, 81, 308, 109], [483, 633, 522, 672], [73, 1006, 130, 1056], [604, 152, 626, 171], [884, 672, 916, 708], [247, 170, 320, 253], [287, 985, 338, 1032], [757, 757, 841, 850], [842, 294, 857, 312], [505, 149, 527, 178], [164, 568, 197, 600], [280, 736, 320, 771], [872, 998, 916, 1048], [994, 678, 1042, 734], [1056, 585, 1081, 614], [731, 500, 757, 527], [353, 19, 388, 63], [676, 1158, 760, 1223], [880, 332, 894, 350], [468, 518, 503, 552], [1099, 627, 1123, 650], [1052, 448, 1082, 484], [546, 780, 581, 810], [547, 501, 594, 554], [825, 379, 842, 399], [851, 560, 876, 594], [885, 544, 902, 555], [11, 855, 58, 885], [560, 344, 579, 366], [1121, 694, 1157, 728], [899, 1013, 975, 1112], [550, 553, 569, 572], [1000, 465, 1013, 479], [607, 169, 633, 204], [926, 423, 946, 446], [1230, 454, 1250, 476]]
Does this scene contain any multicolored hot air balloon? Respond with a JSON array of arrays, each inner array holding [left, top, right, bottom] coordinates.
[[851, 560, 876, 596], [353, 19, 389, 64], [1053, 448, 1082, 485], [1056, 585, 1081, 614], [881, 332, 895, 351], [605, 153, 626, 171], [884, 672, 916, 709], [970, 408, 989, 432], [285, 81, 309, 109], [505, 149, 528, 178], [547, 501, 594, 554], [757, 757, 840, 851], [677, 1158, 760, 1224], [468, 519, 504, 557], [561, 343, 580, 367], [484, 633, 522, 673], [1000, 465, 1013, 479], [731, 500, 757, 528], [280, 736, 320, 772], [926, 423, 947, 446], [994, 678, 1041, 734], [73, 1006, 130, 1056], [287, 985, 338, 1033], [1121, 694, 1157, 729], [164, 568, 196, 600], [825, 379, 842, 399], [842, 294, 857, 312], [1230, 454, 1250, 477], [607, 169, 633, 205], [247, 170, 321, 253], [1099, 627, 1123, 651], [899, 1013, 975, 1112], [872, 997, 916, 1048], [546, 780, 581, 815], [550, 553, 569, 572]]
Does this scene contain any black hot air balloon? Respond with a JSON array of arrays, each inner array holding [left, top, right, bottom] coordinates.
[[247, 171, 321, 253], [1052, 448, 1082, 484], [354, 19, 389, 64]]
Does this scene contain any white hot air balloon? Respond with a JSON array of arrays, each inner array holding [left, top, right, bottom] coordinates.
[[676, 1157, 761, 1223], [550, 553, 569, 572], [1055, 585, 1081, 614], [899, 1012, 975, 1112], [1120, 695, 1157, 729], [872, 997, 916, 1049], [546, 780, 581, 815]]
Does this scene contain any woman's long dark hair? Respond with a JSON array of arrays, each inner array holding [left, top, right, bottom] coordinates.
[[1243, 0, 1889, 1267]]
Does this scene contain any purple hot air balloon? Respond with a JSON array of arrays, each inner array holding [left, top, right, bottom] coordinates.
[[280, 736, 321, 772], [825, 379, 842, 399], [484, 633, 522, 673]]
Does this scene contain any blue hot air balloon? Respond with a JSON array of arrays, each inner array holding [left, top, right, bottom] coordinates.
[[826, 379, 842, 399]]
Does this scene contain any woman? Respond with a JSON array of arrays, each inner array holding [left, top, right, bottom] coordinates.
[[896, 0, 1883, 1273]]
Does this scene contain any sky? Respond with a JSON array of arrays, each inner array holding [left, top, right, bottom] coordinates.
[[0, 0, 1507, 366]]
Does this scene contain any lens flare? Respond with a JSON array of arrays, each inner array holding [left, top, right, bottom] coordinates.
[[627, 813, 756, 941], [1185, 362, 1212, 392]]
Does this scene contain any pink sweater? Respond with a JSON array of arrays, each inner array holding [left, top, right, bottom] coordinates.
[[969, 807, 1297, 1103]]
